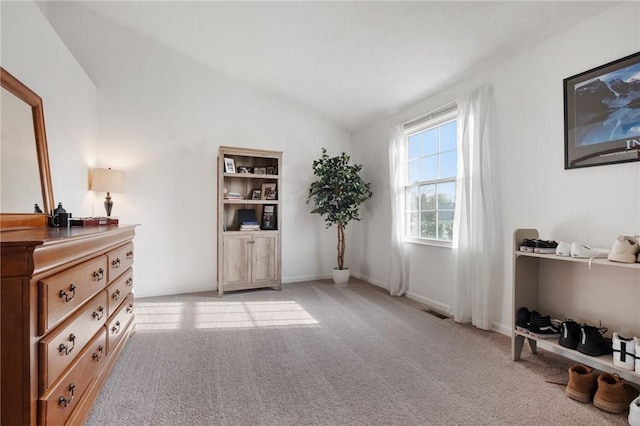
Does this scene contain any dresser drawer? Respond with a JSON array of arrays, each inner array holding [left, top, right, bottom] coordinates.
[[107, 295, 134, 352], [39, 328, 107, 426], [107, 242, 134, 283], [39, 255, 108, 334], [107, 268, 133, 317], [39, 291, 108, 392]]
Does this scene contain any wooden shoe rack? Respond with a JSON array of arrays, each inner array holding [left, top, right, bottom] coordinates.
[[512, 228, 640, 385]]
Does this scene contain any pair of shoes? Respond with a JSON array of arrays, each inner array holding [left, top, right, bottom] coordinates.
[[515, 307, 561, 337], [566, 365, 640, 414], [612, 333, 638, 371], [630, 395, 640, 426], [577, 323, 613, 357], [520, 239, 558, 254], [608, 235, 640, 264], [558, 320, 612, 356], [570, 243, 609, 259]]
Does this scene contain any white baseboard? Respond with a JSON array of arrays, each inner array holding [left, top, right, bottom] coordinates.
[[282, 274, 330, 284], [405, 291, 452, 316]]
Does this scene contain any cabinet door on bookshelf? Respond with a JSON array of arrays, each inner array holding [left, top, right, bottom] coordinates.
[[252, 234, 278, 283], [223, 234, 251, 285]]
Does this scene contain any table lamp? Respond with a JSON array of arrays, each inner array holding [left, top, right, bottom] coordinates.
[[90, 168, 125, 217]]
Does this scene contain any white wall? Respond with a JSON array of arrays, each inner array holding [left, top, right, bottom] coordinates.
[[1, 1, 98, 217], [352, 2, 640, 333], [40, 2, 351, 298]]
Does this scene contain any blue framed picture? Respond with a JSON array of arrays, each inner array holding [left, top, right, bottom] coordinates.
[[564, 51, 640, 169]]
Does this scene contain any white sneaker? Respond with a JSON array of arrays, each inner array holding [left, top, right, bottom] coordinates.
[[570, 243, 609, 259], [630, 395, 640, 426], [555, 241, 571, 257], [612, 332, 636, 371], [607, 235, 639, 264]]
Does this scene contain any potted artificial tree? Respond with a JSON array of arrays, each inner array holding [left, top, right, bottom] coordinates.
[[307, 148, 372, 285]]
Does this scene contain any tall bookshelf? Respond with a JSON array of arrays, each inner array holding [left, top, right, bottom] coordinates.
[[216, 146, 282, 297]]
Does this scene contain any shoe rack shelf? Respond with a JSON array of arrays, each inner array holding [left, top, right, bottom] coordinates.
[[512, 228, 640, 386]]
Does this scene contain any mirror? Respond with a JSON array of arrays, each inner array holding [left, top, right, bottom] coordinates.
[[0, 67, 54, 229]]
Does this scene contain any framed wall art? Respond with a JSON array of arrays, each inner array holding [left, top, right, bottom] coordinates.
[[564, 51, 640, 169]]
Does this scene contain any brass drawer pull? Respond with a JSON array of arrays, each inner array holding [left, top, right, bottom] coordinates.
[[125, 277, 133, 287], [112, 289, 121, 301], [58, 334, 76, 355], [93, 268, 105, 281], [126, 250, 134, 259], [111, 321, 121, 334], [92, 345, 104, 362], [59, 284, 76, 302], [111, 258, 121, 269], [126, 304, 134, 314], [58, 383, 75, 408], [93, 306, 105, 321]]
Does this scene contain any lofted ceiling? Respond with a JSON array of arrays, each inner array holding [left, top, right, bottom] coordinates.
[[37, 1, 620, 132]]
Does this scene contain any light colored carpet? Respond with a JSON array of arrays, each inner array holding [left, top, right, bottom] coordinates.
[[85, 280, 629, 425]]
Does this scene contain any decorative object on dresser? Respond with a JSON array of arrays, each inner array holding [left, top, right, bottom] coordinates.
[[217, 146, 281, 297], [1, 224, 139, 425], [307, 148, 372, 285], [90, 168, 125, 217]]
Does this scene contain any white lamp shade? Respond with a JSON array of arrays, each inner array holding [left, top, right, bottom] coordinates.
[[90, 168, 125, 193]]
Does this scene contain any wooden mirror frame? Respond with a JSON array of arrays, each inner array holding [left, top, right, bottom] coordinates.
[[0, 67, 54, 229]]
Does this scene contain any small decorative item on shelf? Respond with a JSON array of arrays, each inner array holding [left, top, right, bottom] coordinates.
[[266, 190, 277, 200], [34, 203, 42, 213], [237, 166, 253, 173], [266, 166, 276, 175], [254, 167, 266, 175], [251, 189, 261, 200]]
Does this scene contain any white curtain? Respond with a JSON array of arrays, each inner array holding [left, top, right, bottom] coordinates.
[[388, 124, 408, 296], [452, 86, 498, 330]]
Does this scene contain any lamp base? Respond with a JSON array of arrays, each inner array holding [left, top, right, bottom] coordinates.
[[104, 192, 113, 217]]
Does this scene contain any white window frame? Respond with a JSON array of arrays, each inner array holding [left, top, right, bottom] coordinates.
[[403, 108, 457, 248]]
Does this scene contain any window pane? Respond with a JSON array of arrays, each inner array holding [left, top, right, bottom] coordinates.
[[420, 184, 435, 211], [439, 121, 457, 152], [438, 219, 454, 241], [439, 151, 457, 179], [421, 128, 438, 156], [407, 212, 419, 237], [420, 211, 436, 239], [406, 186, 419, 211], [408, 159, 420, 183], [421, 156, 438, 181], [408, 135, 421, 160], [437, 182, 456, 210]]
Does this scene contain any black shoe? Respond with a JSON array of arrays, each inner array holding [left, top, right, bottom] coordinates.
[[559, 319, 580, 349], [529, 312, 561, 338], [520, 239, 537, 252], [516, 307, 531, 333], [577, 324, 613, 357], [533, 240, 558, 254]]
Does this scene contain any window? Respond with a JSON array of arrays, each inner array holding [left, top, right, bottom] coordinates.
[[404, 109, 457, 244]]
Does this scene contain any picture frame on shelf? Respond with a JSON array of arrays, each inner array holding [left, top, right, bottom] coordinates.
[[251, 189, 261, 200], [266, 190, 277, 200], [261, 183, 276, 200], [564, 51, 640, 169], [261, 205, 276, 230], [224, 157, 236, 173], [266, 166, 276, 175], [237, 166, 253, 173], [254, 166, 266, 175]]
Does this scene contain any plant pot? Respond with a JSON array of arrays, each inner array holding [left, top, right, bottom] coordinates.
[[332, 267, 350, 286]]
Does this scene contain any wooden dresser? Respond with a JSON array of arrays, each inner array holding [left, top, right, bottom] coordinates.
[[1, 225, 138, 425]]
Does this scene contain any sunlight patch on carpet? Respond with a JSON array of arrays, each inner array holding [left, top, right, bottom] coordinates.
[[134, 300, 319, 331]]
